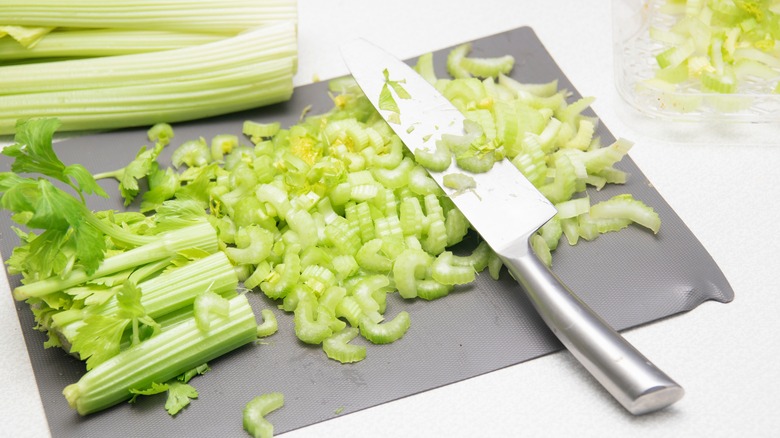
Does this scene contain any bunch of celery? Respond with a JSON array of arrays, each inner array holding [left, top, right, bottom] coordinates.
[[0, 0, 298, 135], [0, 119, 262, 415]]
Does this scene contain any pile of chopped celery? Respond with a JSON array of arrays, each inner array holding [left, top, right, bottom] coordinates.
[[0, 45, 659, 421], [647, 0, 780, 94], [0, 0, 298, 135]]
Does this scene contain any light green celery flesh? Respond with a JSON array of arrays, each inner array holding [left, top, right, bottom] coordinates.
[[256, 309, 278, 337], [63, 295, 257, 415], [648, 2, 780, 95], [359, 311, 411, 344], [0, 23, 296, 94], [52, 252, 238, 338], [0, 22, 297, 134], [243, 392, 284, 438], [0, 79, 293, 135], [0, 29, 224, 60], [13, 222, 218, 300], [323, 328, 366, 363], [0, 0, 297, 34]]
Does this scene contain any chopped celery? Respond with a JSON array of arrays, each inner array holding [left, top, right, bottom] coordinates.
[[590, 194, 661, 234], [446, 42, 515, 78], [323, 327, 367, 363], [359, 311, 411, 344], [431, 252, 476, 285], [256, 309, 279, 338], [244, 121, 281, 144], [442, 173, 477, 192], [243, 392, 285, 438], [172, 138, 211, 168], [530, 234, 552, 267], [648, 0, 780, 95]]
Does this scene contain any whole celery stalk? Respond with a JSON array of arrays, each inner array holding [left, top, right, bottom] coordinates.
[[0, 0, 296, 34]]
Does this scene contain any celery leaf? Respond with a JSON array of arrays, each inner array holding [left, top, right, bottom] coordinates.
[[140, 166, 179, 213], [70, 314, 130, 370], [178, 363, 211, 384], [128, 380, 199, 416], [94, 141, 166, 206], [164, 382, 199, 416], [129, 382, 170, 403], [0, 177, 107, 275], [3, 118, 107, 200]]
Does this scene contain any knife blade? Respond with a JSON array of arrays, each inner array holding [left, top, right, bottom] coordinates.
[[340, 38, 684, 415]]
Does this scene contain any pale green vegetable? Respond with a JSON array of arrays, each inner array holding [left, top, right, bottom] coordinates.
[[442, 173, 477, 192], [243, 392, 284, 438], [323, 327, 367, 363], [256, 309, 279, 338], [0, 29, 223, 60], [590, 194, 661, 234], [648, 0, 780, 95], [194, 290, 231, 332], [63, 295, 258, 415], [359, 311, 411, 344], [0, 15, 298, 135], [0, 0, 296, 34]]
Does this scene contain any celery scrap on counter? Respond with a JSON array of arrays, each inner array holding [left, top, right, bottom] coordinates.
[[243, 392, 285, 438]]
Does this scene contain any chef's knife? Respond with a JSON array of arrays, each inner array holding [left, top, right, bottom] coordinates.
[[341, 39, 684, 415]]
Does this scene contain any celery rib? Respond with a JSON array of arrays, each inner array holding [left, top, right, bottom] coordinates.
[[0, 21, 297, 135], [13, 222, 219, 300], [0, 1, 297, 34], [0, 29, 224, 60], [63, 295, 257, 415], [0, 23, 296, 95]]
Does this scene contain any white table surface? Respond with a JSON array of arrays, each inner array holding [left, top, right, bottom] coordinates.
[[2, 1, 779, 437]]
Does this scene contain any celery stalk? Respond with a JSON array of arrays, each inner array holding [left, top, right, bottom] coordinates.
[[0, 29, 224, 60], [52, 252, 238, 343], [0, 0, 297, 34], [13, 222, 219, 300], [63, 295, 258, 415], [0, 22, 297, 135]]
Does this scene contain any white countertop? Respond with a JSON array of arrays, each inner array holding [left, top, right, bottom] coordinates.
[[3, 1, 779, 437]]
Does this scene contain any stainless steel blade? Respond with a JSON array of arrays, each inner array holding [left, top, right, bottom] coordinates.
[[341, 38, 684, 415], [340, 40, 556, 253]]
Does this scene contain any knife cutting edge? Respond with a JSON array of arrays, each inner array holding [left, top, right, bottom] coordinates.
[[340, 38, 684, 415]]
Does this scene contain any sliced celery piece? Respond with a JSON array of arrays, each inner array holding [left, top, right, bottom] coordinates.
[[243, 392, 285, 438]]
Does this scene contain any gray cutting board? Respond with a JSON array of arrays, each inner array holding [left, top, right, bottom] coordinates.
[[0, 27, 733, 437]]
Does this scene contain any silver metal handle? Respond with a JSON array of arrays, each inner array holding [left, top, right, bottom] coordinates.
[[498, 239, 684, 415]]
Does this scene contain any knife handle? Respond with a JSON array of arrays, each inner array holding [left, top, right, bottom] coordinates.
[[498, 239, 684, 415]]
